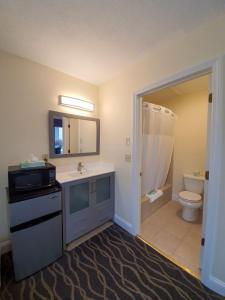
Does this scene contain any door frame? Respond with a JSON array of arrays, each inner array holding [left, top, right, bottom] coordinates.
[[131, 56, 225, 295]]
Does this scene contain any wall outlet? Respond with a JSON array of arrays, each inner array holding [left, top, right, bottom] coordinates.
[[125, 153, 131, 162]]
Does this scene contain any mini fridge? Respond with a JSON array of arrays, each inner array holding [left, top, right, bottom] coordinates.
[[8, 184, 63, 281]]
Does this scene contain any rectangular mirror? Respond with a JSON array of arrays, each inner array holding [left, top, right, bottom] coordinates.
[[49, 111, 100, 158]]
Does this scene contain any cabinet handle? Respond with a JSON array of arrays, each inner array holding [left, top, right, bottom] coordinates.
[[50, 195, 57, 199]]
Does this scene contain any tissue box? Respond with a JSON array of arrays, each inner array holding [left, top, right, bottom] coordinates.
[[20, 161, 45, 169]]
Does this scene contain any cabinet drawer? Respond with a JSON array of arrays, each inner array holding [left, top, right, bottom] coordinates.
[[10, 192, 61, 227]]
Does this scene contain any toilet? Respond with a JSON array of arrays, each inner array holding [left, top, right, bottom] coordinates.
[[178, 173, 204, 222]]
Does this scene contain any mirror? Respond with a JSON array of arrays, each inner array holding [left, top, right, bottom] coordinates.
[[49, 111, 100, 158]]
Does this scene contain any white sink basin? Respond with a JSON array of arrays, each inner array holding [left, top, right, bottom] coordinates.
[[68, 170, 92, 178], [56, 164, 114, 184]]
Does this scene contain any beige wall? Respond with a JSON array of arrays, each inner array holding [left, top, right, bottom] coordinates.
[[99, 14, 225, 226], [0, 50, 99, 242], [145, 90, 208, 200], [99, 14, 225, 289]]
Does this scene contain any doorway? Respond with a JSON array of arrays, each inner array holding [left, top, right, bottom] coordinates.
[[139, 75, 210, 277], [131, 57, 225, 296]]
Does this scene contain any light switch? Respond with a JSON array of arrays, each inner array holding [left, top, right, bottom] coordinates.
[[125, 153, 131, 162], [125, 136, 130, 146]]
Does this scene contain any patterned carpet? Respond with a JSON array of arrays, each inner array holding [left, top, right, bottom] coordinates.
[[0, 224, 223, 300]]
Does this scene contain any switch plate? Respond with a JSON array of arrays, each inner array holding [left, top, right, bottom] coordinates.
[[125, 137, 130, 146], [125, 153, 131, 162]]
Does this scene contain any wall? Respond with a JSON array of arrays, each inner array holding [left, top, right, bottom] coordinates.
[[99, 14, 225, 227], [0, 50, 99, 242], [145, 90, 208, 200], [99, 14, 225, 291]]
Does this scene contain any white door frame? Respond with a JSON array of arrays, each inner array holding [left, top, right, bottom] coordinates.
[[131, 56, 225, 296]]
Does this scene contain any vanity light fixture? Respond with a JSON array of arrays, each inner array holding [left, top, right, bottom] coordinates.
[[59, 95, 94, 112]]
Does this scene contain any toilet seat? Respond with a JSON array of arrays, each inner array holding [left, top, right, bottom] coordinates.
[[179, 191, 201, 203], [179, 198, 202, 209]]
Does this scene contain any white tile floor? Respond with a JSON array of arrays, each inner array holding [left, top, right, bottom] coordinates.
[[140, 200, 202, 277]]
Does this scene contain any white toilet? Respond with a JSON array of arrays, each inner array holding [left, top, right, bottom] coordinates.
[[178, 173, 204, 222]]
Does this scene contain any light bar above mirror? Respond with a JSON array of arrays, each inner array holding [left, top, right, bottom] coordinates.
[[59, 95, 94, 112]]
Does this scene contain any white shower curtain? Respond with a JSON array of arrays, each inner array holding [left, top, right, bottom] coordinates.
[[141, 102, 176, 196]]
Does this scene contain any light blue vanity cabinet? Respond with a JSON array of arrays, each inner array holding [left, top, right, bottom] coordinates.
[[63, 172, 114, 244]]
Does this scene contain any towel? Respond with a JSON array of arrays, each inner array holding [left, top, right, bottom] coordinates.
[[146, 189, 163, 203]]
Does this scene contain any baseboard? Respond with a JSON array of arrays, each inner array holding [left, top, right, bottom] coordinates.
[[66, 221, 113, 251], [114, 214, 133, 235], [202, 275, 225, 297], [0, 240, 11, 255]]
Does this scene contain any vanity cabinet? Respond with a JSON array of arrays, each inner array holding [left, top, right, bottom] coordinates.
[[63, 172, 114, 244]]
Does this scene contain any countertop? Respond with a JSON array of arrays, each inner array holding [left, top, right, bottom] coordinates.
[[56, 162, 114, 184]]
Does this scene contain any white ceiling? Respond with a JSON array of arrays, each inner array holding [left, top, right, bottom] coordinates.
[[144, 75, 209, 103], [0, 1, 224, 85]]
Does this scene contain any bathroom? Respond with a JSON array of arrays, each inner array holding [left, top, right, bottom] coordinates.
[[140, 75, 209, 277]]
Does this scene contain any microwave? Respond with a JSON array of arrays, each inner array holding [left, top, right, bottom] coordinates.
[[8, 163, 56, 194]]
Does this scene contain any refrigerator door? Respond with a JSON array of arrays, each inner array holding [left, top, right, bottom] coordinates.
[[11, 213, 62, 281]]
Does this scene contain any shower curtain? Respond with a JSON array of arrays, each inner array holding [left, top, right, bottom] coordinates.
[[141, 102, 176, 196]]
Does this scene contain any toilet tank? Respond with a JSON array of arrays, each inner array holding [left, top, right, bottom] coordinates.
[[183, 173, 205, 194]]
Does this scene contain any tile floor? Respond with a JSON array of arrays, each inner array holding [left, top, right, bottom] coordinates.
[[140, 200, 202, 277]]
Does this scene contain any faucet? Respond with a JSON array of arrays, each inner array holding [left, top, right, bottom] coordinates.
[[77, 161, 85, 173]]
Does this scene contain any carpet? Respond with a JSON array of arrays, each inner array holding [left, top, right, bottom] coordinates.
[[0, 224, 223, 300]]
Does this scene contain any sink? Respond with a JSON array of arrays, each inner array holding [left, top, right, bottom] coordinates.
[[56, 169, 95, 183], [56, 164, 115, 184], [68, 170, 92, 178]]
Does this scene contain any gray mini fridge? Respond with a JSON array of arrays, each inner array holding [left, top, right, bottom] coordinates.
[[9, 186, 63, 281]]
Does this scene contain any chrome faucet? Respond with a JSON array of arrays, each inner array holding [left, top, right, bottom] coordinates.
[[77, 161, 85, 173]]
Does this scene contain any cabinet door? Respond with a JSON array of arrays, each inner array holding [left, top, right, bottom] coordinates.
[[69, 181, 90, 214], [10, 192, 61, 227], [94, 173, 115, 227], [95, 173, 114, 204], [12, 213, 62, 281], [64, 179, 92, 243]]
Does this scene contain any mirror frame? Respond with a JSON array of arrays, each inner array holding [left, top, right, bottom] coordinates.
[[49, 110, 100, 158]]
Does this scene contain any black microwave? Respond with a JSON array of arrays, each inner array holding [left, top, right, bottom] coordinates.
[[8, 163, 56, 193]]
